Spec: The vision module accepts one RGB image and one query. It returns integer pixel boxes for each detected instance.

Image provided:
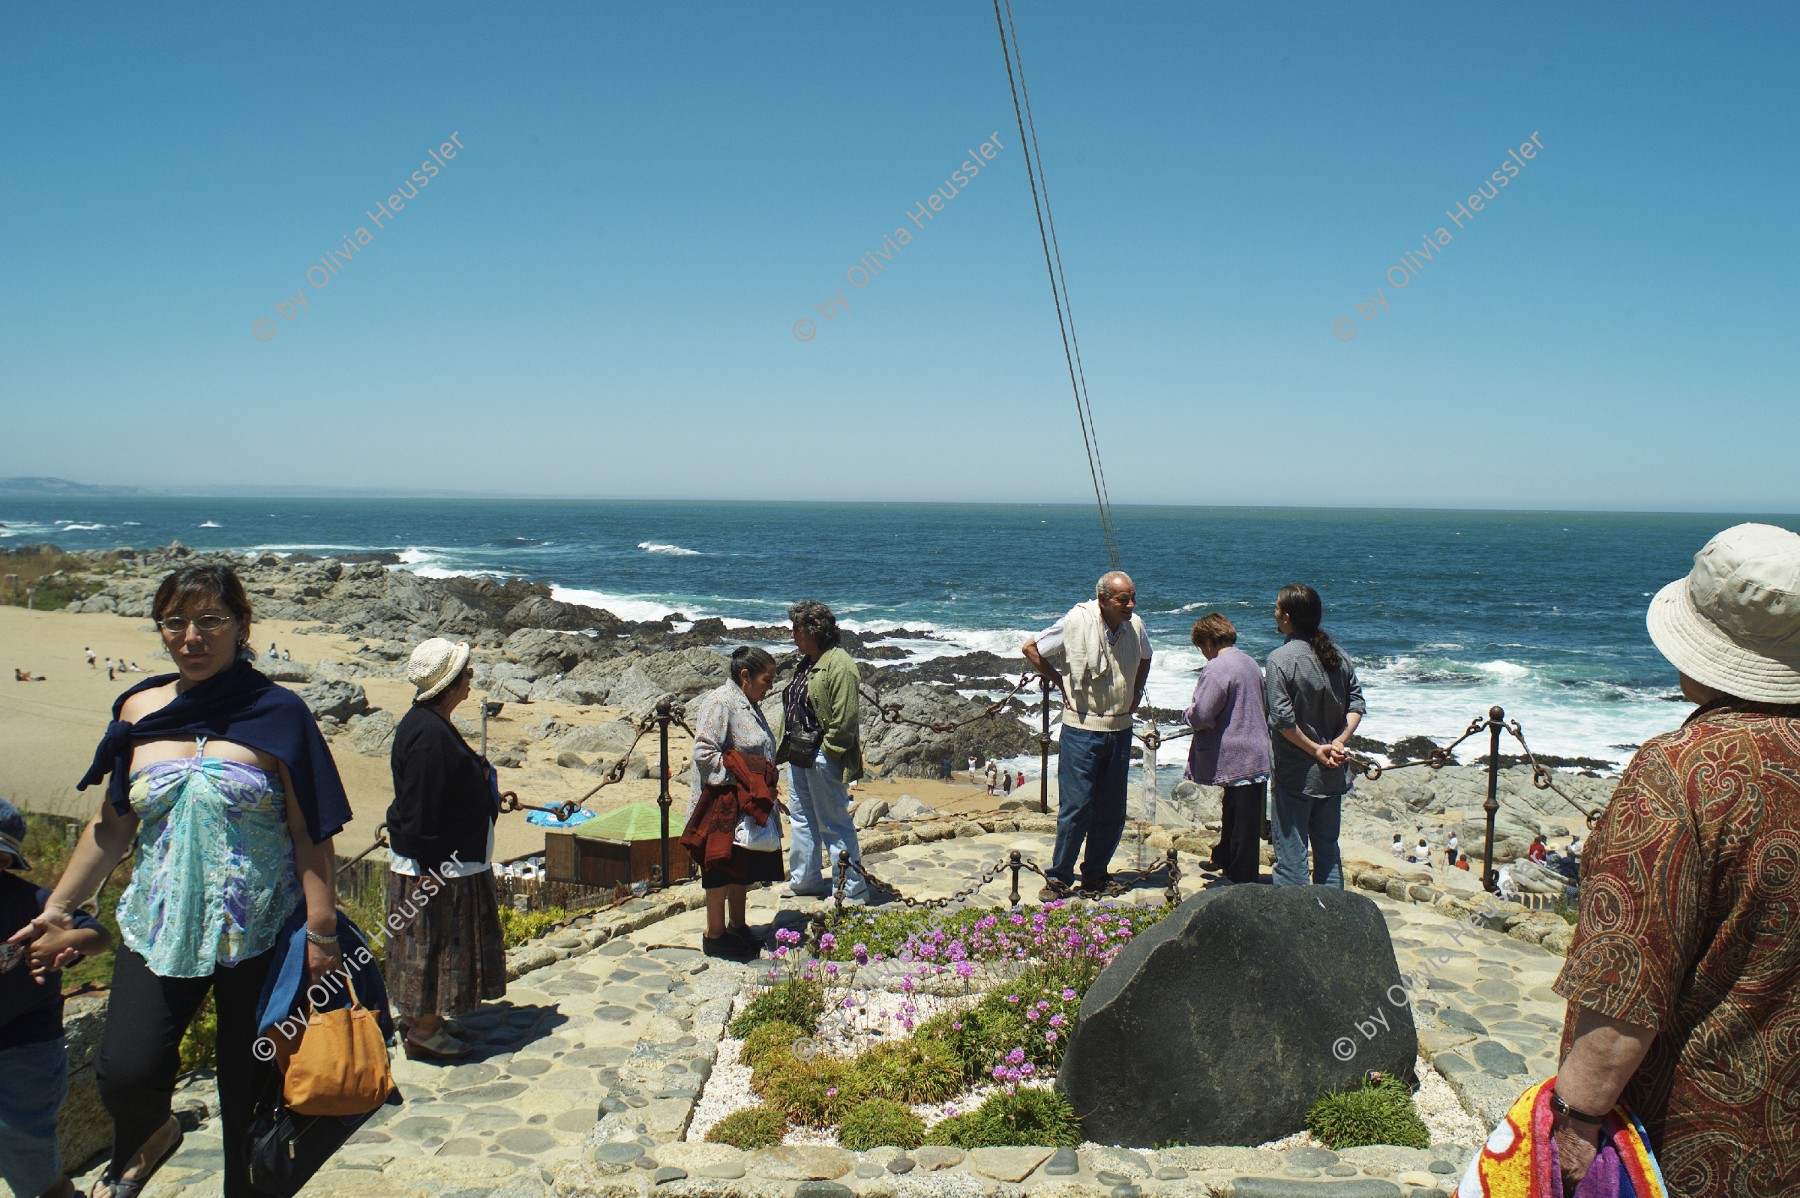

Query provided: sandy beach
[0,605,1001,864]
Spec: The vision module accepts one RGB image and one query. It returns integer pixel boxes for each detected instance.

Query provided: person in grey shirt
[1264,584,1365,887]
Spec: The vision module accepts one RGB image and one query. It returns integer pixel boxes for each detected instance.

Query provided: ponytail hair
[728,645,777,690]
[1276,584,1342,672]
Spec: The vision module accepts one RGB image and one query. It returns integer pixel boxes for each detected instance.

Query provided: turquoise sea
[6,498,1794,769]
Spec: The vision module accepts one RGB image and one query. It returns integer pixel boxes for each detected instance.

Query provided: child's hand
[24,924,84,981]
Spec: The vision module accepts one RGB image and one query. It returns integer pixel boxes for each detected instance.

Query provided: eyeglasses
[157,614,235,635]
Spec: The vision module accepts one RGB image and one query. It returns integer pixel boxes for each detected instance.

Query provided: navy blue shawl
[78,660,352,844]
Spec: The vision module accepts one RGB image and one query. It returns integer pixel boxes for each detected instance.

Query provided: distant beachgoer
[1,797,111,1198]
[281,649,290,662]
[107,663,115,682]
[267,643,278,662]
[1446,831,1460,866]
[386,637,506,1062]
[85,648,95,668]
[1002,771,1013,796]
[941,757,952,781]
[1017,770,1026,788]
[1391,833,1405,858]
[1265,583,1364,888]
[984,761,998,795]
[1553,524,1800,1193]
[1023,571,1152,899]
[1182,613,1270,884]
[1568,834,1584,857]
[683,646,783,962]
[12,564,350,1198]
[782,601,869,904]
[968,755,978,783]
[1529,834,1547,862]
[1415,836,1430,864]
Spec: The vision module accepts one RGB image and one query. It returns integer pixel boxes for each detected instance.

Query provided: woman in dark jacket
[384,637,505,1061]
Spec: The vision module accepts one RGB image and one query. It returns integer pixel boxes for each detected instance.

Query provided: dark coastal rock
[297,680,370,723]
[855,681,1038,777]
[1058,885,1417,1147]
[558,721,648,756]
[348,709,397,757]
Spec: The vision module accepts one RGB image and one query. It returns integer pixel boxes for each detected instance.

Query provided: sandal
[97,1117,183,1197]
[403,1027,472,1061]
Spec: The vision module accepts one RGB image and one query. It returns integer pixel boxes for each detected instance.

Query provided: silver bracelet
[304,929,339,947]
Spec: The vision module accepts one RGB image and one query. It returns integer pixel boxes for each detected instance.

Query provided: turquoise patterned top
[117,740,299,977]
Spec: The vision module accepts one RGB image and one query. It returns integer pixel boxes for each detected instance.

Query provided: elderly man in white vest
[1022,571,1153,900]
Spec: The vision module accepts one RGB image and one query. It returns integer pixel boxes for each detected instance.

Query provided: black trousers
[97,944,276,1197]
[1213,781,1268,883]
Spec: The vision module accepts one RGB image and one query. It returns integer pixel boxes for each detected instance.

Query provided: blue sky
[2,2,1795,510]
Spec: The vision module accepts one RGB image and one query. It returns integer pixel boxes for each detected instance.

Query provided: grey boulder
[1058,884,1417,1147]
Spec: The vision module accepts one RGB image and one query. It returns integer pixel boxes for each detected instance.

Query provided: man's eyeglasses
[157,614,235,635]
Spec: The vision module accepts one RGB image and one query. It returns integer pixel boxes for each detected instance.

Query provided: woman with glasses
[14,565,351,1198]
[382,638,506,1061]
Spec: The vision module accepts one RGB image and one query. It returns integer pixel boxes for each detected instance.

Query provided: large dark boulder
[1057,885,1417,1147]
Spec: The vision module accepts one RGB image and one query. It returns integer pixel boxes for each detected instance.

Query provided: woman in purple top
[1182,614,1272,883]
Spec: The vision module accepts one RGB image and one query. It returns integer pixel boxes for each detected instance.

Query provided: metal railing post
[656,697,672,890]
[1482,705,1504,893]
[1009,849,1022,906]
[1038,676,1052,815]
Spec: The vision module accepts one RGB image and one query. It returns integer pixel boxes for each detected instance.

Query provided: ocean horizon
[7,496,1796,772]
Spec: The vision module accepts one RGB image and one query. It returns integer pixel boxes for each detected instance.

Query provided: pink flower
[1026,1008,1040,1021]
[1061,988,1077,1001]
[827,1087,838,1097]
[992,1064,1007,1080]
[952,1021,963,1030]
[1049,1013,1065,1028]
[853,943,869,963]
[1021,1063,1036,1076]
[1005,994,1020,1003]
[1006,1048,1025,1065]
[1046,1030,1059,1043]
[819,932,836,952]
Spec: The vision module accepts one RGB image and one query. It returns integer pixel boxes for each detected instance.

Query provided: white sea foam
[548,584,759,628]
[56,522,107,531]
[637,541,703,556]
[198,520,221,528]
[1474,659,1530,680]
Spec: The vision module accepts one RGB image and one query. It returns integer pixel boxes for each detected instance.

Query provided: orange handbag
[281,973,394,1117]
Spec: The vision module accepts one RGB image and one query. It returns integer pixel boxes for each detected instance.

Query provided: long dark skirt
[383,870,507,1019]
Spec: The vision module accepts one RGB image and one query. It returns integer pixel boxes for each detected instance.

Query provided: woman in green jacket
[780,600,870,903]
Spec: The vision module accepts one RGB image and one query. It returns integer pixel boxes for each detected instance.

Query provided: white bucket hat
[1646,523,1800,704]
[407,637,472,702]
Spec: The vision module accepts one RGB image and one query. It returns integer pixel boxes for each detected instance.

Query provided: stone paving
[82,817,1569,1198]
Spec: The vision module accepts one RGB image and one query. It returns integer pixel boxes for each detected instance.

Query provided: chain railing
[339,697,697,892]
[336,661,1610,906]
[815,839,1184,929]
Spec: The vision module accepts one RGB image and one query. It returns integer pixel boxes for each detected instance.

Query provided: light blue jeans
[1271,783,1344,887]
[787,757,867,900]
[0,1034,68,1198]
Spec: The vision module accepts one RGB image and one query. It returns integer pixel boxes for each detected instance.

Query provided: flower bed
[688,899,1171,1149]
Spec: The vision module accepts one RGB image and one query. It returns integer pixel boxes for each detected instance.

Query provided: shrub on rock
[760,1057,867,1127]
[705,1105,788,1149]
[923,1088,1082,1148]
[729,977,826,1038]
[839,1098,926,1150]
[851,1039,962,1105]
[1306,1077,1430,1150]
[740,1020,806,1072]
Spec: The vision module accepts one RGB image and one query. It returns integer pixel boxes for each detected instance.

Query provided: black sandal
[98,1117,183,1197]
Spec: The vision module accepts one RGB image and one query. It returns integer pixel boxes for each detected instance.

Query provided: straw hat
[1646,523,1800,703]
[407,637,472,702]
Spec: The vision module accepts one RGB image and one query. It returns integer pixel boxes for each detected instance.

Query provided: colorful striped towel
[1457,1078,1668,1197]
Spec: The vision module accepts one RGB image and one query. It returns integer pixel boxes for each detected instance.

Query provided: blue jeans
[1050,726,1132,886]
[0,1034,68,1198]
[787,757,866,900]
[1271,782,1344,887]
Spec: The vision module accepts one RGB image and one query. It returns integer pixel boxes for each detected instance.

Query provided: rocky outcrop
[1059,885,1417,1147]
[296,680,370,723]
